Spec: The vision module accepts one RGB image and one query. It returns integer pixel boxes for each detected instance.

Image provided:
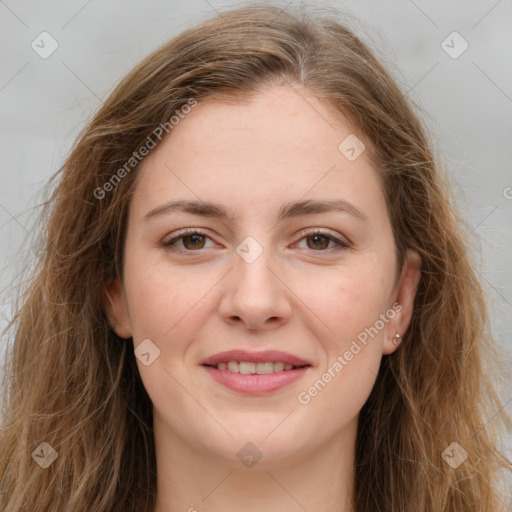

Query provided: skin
[107,85,421,512]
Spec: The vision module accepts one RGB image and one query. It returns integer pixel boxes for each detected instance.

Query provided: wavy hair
[1,3,511,511]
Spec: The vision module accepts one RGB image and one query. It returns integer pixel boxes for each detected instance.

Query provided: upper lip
[200,350,312,367]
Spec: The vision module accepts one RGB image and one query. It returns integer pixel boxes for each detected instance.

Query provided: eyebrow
[143,198,369,224]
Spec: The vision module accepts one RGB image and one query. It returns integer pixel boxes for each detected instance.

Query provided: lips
[200,349,311,367]
[200,350,312,395]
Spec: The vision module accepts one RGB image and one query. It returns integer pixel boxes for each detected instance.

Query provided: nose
[218,244,292,332]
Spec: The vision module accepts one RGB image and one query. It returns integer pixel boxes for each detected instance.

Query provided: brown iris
[306,234,330,250]
[182,234,206,250]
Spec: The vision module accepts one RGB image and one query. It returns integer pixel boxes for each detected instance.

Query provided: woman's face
[107,85,420,468]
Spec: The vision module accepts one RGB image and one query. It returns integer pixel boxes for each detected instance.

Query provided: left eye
[295,232,349,251]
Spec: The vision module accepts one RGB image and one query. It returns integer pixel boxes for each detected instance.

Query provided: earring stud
[393,333,401,345]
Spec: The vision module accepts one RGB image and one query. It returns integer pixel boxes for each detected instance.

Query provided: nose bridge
[234,234,278,296]
[218,234,291,329]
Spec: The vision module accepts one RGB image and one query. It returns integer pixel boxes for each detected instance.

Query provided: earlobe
[105,279,132,339]
[382,249,422,355]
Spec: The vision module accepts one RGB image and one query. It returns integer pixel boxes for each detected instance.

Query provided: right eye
[162,229,217,254]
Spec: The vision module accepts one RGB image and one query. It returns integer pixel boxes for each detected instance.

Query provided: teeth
[239,361,256,374]
[273,362,285,372]
[218,361,300,373]
[227,361,239,373]
[256,362,274,374]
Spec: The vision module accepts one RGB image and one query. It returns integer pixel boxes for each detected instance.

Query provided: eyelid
[162,228,212,247]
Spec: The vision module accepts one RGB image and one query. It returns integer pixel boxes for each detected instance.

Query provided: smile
[200,350,313,394]
[210,361,303,374]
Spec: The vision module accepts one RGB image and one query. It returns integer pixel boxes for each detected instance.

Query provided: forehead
[132,86,386,221]
[153,86,362,163]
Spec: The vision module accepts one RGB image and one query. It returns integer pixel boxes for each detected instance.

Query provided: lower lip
[202,365,310,394]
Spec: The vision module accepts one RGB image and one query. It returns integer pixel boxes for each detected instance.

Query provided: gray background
[1,0,511,472]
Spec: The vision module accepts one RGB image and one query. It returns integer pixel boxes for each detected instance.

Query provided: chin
[197,422,314,469]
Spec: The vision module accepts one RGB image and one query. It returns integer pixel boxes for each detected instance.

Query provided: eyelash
[162,228,350,255]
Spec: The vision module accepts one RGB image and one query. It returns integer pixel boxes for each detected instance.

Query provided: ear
[382,249,422,355]
[105,279,132,339]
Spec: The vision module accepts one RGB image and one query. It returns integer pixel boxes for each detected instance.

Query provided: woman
[1,3,510,511]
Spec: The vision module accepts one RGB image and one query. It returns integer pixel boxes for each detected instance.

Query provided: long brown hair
[1,4,510,511]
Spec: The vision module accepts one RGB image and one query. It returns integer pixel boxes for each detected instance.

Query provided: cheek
[123,257,214,417]
[298,258,392,347]
[296,259,395,420]
[294,267,388,431]
[124,248,211,336]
